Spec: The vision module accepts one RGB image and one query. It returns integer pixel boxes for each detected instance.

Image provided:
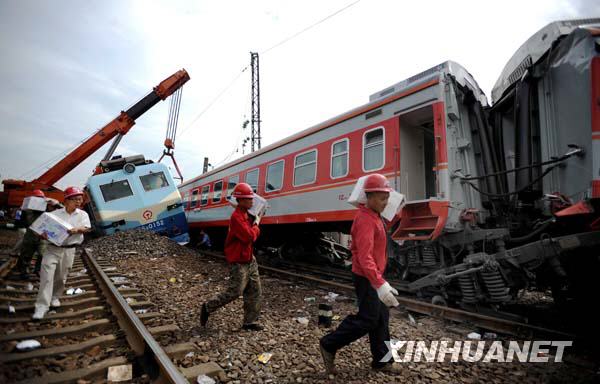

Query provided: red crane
[1,69,190,207]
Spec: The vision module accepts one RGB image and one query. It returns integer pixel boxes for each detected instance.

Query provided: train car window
[331,139,349,178]
[140,172,169,192]
[266,160,284,192]
[213,180,223,202]
[200,185,210,206]
[100,180,134,202]
[227,175,239,198]
[363,127,385,171]
[246,169,259,192]
[294,149,317,186]
[191,189,199,208]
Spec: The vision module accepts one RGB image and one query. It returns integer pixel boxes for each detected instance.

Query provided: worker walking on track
[200,182,263,331]
[32,187,91,320]
[17,191,61,279]
[16,190,48,279]
[319,173,402,374]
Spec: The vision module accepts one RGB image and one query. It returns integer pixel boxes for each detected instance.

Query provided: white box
[347,176,404,221]
[227,193,269,217]
[30,212,73,246]
[381,190,405,221]
[21,196,47,212]
[347,175,369,207]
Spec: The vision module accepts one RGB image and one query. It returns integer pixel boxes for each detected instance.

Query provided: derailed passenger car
[181,19,600,311]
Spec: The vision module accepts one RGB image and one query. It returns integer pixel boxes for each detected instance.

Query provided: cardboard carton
[227,193,269,217]
[347,176,405,221]
[21,196,47,212]
[30,212,73,246]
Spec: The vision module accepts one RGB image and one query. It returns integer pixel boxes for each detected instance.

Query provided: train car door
[398,105,436,200]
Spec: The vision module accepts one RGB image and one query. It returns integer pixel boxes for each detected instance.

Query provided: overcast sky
[0,0,597,190]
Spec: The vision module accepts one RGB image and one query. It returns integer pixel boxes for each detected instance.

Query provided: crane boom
[34,69,190,186]
[1,69,190,207]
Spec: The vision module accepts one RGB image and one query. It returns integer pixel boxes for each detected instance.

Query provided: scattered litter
[103,267,117,272]
[16,339,41,352]
[483,332,497,339]
[111,276,128,284]
[304,297,316,303]
[48,310,56,314]
[185,351,195,358]
[134,309,148,314]
[79,268,87,274]
[257,352,273,364]
[332,315,341,321]
[74,288,84,294]
[169,277,177,283]
[118,285,130,290]
[294,317,309,325]
[5,285,15,291]
[8,305,15,313]
[196,374,216,384]
[26,283,34,291]
[66,288,75,295]
[323,292,339,302]
[107,364,133,382]
[150,258,157,261]
[125,297,136,304]
[123,251,138,255]
[467,332,482,340]
[6,328,15,335]
[408,313,417,326]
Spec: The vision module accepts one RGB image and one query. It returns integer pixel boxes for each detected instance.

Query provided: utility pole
[250,52,261,152]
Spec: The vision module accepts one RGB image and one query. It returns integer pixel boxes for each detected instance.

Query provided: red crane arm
[33,69,190,186]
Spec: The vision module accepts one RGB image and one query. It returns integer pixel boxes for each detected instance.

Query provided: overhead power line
[261,0,362,55]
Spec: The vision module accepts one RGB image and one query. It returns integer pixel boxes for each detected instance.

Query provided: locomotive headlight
[123,163,136,174]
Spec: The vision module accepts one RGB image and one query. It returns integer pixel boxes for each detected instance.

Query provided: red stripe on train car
[433,102,448,164]
[593,180,600,199]
[189,209,358,228]
[592,57,600,133]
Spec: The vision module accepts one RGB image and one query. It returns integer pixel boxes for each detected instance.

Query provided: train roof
[180,60,483,188]
[369,60,487,106]
[491,18,600,104]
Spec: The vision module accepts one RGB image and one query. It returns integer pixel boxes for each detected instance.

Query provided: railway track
[202,250,575,342]
[0,248,224,383]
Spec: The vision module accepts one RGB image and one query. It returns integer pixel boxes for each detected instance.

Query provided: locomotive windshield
[140,172,169,192]
[99,179,134,202]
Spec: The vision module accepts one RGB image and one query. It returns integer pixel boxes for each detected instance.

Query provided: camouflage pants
[17,230,47,274]
[205,257,262,324]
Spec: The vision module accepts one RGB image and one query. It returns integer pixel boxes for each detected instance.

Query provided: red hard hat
[30,189,45,198]
[64,186,84,199]
[232,183,254,199]
[363,174,392,193]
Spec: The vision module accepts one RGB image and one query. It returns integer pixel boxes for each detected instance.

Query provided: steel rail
[83,248,188,384]
[201,250,574,341]
[0,257,17,279]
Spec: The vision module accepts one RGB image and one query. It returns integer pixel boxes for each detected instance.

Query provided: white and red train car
[179,60,484,243]
[180,19,600,311]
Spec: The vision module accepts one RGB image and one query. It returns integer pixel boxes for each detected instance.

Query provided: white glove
[254,214,261,225]
[376,281,399,307]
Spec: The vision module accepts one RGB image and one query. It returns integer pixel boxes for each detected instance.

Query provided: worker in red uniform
[320,173,401,374]
[200,183,263,331]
